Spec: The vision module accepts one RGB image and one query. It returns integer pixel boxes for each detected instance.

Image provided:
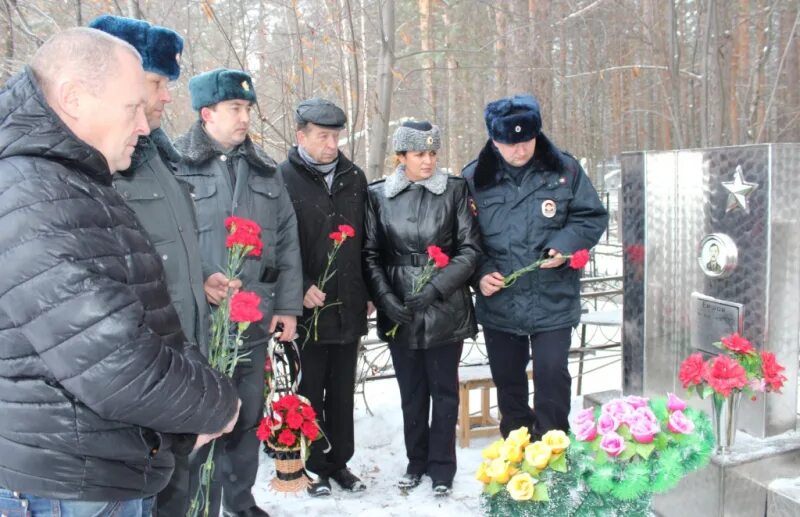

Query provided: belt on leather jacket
[384,253,430,266]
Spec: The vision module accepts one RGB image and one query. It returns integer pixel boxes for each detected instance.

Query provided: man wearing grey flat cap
[462,94,607,441]
[279,98,370,497]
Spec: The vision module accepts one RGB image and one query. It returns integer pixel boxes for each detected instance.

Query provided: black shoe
[397,472,423,490]
[307,476,332,497]
[330,467,366,492]
[226,506,270,517]
[432,480,452,497]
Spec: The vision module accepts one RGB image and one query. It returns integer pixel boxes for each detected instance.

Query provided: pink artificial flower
[667,410,695,434]
[597,412,620,435]
[602,399,635,426]
[749,378,767,393]
[599,431,626,457]
[666,392,688,412]
[633,407,658,425]
[623,395,650,409]
[574,407,596,426]
[630,416,660,444]
[574,418,598,442]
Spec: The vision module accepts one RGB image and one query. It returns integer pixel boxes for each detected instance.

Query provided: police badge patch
[541,199,557,218]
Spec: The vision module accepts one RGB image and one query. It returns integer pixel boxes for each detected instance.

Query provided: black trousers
[173,343,267,516]
[389,341,462,484]
[298,341,359,478]
[155,451,188,516]
[484,327,572,438]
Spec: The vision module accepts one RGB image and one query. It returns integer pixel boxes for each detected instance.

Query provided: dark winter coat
[279,147,369,345]
[364,169,480,349]
[174,122,304,347]
[113,129,211,353]
[0,69,238,500]
[462,134,608,335]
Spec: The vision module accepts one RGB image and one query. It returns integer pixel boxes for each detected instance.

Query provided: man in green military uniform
[175,68,303,517]
[88,15,217,516]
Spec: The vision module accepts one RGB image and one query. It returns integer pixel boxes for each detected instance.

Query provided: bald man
[0,28,239,517]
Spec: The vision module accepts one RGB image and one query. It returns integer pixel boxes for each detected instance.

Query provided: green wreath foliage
[481,397,715,516]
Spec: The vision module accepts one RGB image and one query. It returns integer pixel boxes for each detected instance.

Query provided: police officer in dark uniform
[462,94,608,439]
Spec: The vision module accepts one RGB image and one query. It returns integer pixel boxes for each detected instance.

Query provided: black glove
[381,293,413,325]
[404,283,439,311]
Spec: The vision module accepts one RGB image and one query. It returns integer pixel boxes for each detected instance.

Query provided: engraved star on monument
[721,165,757,213]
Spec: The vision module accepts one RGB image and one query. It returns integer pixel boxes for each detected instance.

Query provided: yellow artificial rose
[499,442,524,463]
[507,472,537,501]
[485,458,512,484]
[481,439,505,461]
[506,427,531,449]
[542,430,571,454]
[475,461,492,484]
[524,441,552,470]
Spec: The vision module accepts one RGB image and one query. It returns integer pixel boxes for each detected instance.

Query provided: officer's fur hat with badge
[89,14,184,81]
[484,94,542,144]
[188,68,257,111]
[392,120,441,153]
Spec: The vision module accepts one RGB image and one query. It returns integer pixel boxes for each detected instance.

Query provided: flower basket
[266,446,309,492]
[257,392,324,493]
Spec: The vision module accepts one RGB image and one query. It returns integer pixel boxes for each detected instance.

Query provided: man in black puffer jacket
[0,28,239,516]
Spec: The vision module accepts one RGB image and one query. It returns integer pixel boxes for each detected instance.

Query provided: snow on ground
[253,344,622,517]
[252,247,626,515]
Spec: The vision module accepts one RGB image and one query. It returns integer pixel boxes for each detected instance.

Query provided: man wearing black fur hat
[278,99,370,497]
[175,69,303,517]
[88,15,215,516]
[462,94,608,440]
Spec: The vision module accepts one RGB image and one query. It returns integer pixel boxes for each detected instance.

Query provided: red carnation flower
[704,354,748,397]
[679,352,708,388]
[256,417,272,441]
[720,333,755,355]
[286,410,304,430]
[761,351,787,392]
[301,420,319,441]
[329,231,344,244]
[229,291,263,323]
[274,394,301,412]
[427,245,450,268]
[569,249,590,269]
[338,224,355,238]
[300,404,317,421]
[264,357,272,373]
[225,216,262,256]
[277,428,296,447]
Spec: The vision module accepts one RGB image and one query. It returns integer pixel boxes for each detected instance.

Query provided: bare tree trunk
[75,0,83,26]
[666,0,684,148]
[287,0,307,98]
[1,0,14,83]
[775,0,799,141]
[418,0,436,119]
[700,0,716,146]
[367,0,395,181]
[341,0,361,159]
[127,0,141,19]
[729,0,749,144]
[442,4,459,173]
[494,5,508,97]
[360,0,370,166]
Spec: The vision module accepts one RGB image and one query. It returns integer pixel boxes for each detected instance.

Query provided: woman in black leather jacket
[363,120,481,496]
